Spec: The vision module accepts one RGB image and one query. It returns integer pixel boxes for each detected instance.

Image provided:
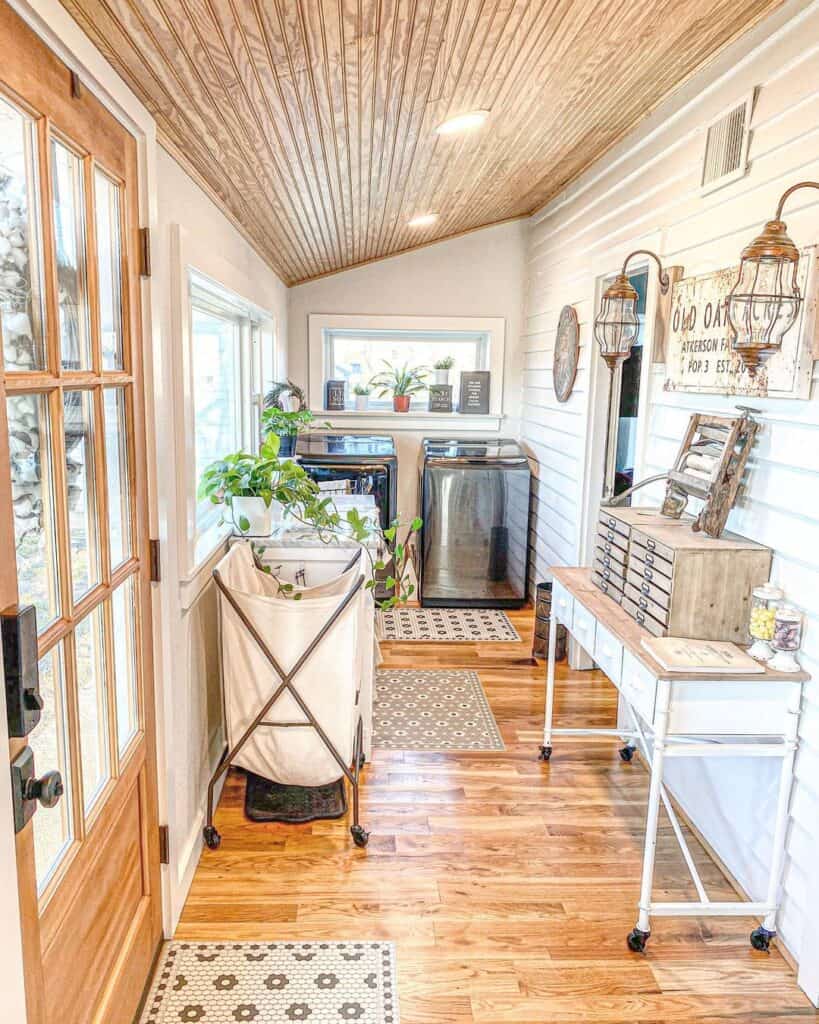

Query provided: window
[187,270,275,566]
[324,327,488,410]
[308,314,505,416]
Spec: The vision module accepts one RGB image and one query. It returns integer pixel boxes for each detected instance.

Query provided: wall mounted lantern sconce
[594,250,670,499]
[727,180,819,378]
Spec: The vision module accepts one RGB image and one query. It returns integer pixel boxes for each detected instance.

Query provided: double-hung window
[187,270,274,568]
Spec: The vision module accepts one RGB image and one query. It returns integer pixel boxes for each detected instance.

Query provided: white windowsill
[313,409,505,432]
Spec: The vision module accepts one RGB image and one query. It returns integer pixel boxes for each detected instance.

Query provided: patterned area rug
[373,669,505,751]
[376,606,520,642]
[140,942,398,1023]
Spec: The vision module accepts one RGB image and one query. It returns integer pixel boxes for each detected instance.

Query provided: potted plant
[261,406,314,458]
[369,361,427,413]
[353,384,370,411]
[433,356,454,385]
[198,434,284,536]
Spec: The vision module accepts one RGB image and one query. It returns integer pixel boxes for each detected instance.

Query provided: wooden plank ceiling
[59,0,785,284]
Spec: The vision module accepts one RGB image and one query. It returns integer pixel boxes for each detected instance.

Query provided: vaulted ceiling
[60,0,784,284]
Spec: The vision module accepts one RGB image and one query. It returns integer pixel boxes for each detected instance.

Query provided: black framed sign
[325,379,346,410]
[458,371,490,414]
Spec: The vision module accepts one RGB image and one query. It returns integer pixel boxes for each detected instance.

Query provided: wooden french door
[0,6,161,1023]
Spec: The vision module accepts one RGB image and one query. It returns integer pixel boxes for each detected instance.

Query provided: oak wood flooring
[177,608,817,1022]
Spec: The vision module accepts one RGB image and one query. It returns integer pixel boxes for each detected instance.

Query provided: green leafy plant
[261,405,315,439]
[369,361,428,398]
[433,356,455,370]
[353,384,371,396]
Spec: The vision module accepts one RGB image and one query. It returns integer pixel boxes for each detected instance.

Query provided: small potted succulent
[369,361,428,413]
[353,383,371,411]
[433,356,455,385]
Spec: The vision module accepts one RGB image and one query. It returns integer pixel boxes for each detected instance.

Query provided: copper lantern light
[594,250,669,500]
[727,181,819,377]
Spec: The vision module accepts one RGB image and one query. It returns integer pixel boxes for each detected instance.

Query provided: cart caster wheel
[619,745,636,762]
[538,745,552,761]
[627,928,650,953]
[750,926,775,952]
[357,752,366,770]
[350,825,370,848]
[203,825,221,850]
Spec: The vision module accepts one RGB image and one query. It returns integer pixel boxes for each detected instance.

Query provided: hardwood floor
[177,608,817,1022]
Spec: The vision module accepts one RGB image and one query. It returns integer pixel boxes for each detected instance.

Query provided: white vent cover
[700,94,754,194]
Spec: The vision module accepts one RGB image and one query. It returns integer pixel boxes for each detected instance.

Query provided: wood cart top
[552,566,809,684]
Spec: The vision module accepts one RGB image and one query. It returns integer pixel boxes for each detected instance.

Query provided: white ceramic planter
[231,496,279,537]
[434,369,450,385]
[355,395,369,411]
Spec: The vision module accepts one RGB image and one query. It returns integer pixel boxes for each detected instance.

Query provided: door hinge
[158,824,170,865]
[149,539,161,583]
[139,226,151,278]
[70,70,83,100]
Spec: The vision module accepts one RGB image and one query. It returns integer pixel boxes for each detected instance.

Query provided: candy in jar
[769,604,803,673]
[747,583,783,661]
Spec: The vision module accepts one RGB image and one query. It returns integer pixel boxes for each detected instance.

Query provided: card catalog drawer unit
[594,622,623,685]
[552,579,573,625]
[620,650,657,724]
[595,542,627,570]
[572,599,596,653]
[592,507,684,604]
[624,521,771,643]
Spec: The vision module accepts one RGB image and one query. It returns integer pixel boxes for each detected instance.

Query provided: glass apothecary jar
[770,604,804,674]
[748,583,783,661]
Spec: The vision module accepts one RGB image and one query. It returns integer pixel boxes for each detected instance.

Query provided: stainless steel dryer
[419,438,531,608]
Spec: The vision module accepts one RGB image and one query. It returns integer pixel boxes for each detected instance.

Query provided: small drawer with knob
[571,598,597,653]
[552,578,574,625]
[593,622,623,685]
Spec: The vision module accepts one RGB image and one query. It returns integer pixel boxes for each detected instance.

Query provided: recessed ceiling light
[408,213,438,229]
[436,109,490,135]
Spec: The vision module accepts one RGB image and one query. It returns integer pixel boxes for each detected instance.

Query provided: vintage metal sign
[663,247,818,399]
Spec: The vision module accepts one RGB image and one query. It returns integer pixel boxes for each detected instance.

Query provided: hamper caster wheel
[538,745,552,761]
[619,745,636,762]
[750,926,774,952]
[350,825,370,848]
[627,928,650,953]
[203,825,221,850]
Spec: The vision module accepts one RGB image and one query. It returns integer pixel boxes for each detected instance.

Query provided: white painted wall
[287,222,527,522]
[152,146,288,928]
[520,0,819,994]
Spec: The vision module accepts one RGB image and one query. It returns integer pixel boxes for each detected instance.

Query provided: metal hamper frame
[203,547,371,849]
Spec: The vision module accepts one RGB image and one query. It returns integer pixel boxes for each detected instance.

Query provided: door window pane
[63,390,100,599]
[111,575,139,755]
[0,95,46,370]
[192,305,240,536]
[30,643,73,893]
[74,605,110,813]
[94,170,123,371]
[52,140,91,371]
[103,387,131,567]
[7,393,60,630]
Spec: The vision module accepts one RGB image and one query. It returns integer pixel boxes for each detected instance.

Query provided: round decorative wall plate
[553,304,580,403]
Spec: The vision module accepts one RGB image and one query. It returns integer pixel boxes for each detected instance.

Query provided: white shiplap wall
[520,0,819,991]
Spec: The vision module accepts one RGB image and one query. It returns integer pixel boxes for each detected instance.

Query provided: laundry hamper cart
[204,542,371,848]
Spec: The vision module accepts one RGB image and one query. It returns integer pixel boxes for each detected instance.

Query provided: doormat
[140,941,398,1024]
[373,669,505,752]
[376,606,520,642]
[244,773,347,824]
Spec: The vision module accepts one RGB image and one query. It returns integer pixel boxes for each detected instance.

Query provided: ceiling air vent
[700,93,754,195]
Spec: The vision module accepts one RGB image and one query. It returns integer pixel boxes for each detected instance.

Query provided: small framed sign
[428,384,453,413]
[458,371,490,414]
[325,379,346,411]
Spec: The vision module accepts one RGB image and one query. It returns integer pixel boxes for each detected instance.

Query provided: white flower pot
[355,395,369,411]
[231,496,278,537]
[434,369,450,385]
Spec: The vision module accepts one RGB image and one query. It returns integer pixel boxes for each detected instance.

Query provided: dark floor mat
[244,772,347,823]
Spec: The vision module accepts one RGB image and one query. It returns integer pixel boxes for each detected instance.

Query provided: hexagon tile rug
[140,942,398,1024]
[376,606,520,642]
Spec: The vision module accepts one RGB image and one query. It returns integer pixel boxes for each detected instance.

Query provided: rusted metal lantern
[594,251,669,500]
[727,181,819,377]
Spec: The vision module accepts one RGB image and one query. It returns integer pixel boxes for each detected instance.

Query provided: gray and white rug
[373,669,505,752]
[140,942,398,1024]
[376,606,520,643]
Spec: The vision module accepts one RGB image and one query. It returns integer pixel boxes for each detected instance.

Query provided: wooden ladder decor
[662,408,760,538]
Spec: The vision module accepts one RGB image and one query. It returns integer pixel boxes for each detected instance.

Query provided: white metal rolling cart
[541,567,808,953]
